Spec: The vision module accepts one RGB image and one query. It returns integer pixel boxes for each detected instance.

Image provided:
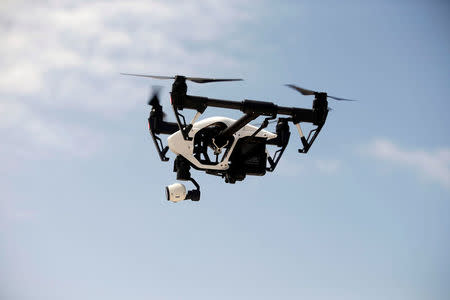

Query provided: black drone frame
[148,74,328,175]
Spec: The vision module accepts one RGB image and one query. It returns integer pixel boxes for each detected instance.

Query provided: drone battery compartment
[229,137,267,176]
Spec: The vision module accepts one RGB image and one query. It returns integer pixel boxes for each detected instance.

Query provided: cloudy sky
[1,1,449,299]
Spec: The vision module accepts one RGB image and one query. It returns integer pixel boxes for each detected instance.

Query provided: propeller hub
[174,75,186,81]
[316,92,327,101]
[172,76,188,95]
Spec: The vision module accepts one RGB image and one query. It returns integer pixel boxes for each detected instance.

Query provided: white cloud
[364,138,450,189]
[0,0,261,159]
[0,0,256,98]
[0,100,103,160]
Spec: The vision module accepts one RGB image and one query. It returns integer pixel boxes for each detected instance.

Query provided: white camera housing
[165,183,187,202]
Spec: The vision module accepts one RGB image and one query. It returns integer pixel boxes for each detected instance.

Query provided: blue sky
[1,1,449,299]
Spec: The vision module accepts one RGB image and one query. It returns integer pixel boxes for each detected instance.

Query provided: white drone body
[167,117,276,171]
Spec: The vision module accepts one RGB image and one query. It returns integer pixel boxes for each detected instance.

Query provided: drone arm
[218,113,259,137]
[175,93,318,118]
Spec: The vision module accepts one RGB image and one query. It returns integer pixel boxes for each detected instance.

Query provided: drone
[122,73,356,202]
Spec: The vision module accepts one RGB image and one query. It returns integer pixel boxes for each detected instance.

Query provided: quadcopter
[122,73,356,202]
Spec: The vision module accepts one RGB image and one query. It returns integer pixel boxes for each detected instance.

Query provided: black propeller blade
[186,77,243,83]
[285,84,358,101]
[148,85,166,118]
[148,85,162,106]
[285,84,315,96]
[121,73,243,83]
[327,95,357,102]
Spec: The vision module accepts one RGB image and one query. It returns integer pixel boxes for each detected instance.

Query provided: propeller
[121,73,243,84]
[285,84,358,101]
[148,85,166,118]
[148,85,162,106]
